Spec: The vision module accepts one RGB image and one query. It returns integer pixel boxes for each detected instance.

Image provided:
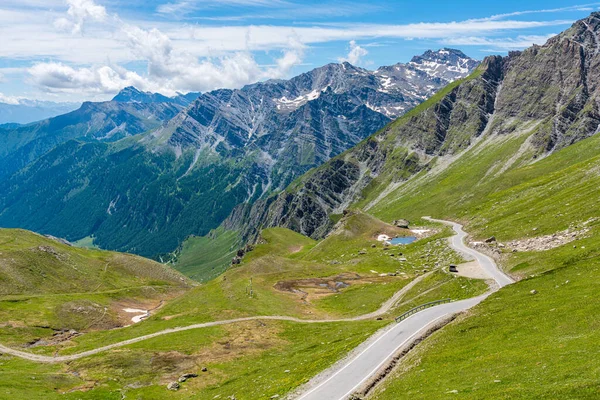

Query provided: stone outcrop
[224,13,600,244]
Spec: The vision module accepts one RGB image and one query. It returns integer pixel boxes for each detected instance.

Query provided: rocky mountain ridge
[221,13,600,247]
[0,49,478,257]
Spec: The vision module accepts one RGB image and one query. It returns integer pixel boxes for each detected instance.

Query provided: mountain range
[223,13,600,246]
[0,49,478,258]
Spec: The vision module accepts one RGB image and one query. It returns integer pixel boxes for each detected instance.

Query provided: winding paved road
[0,218,514,400]
[293,218,515,400]
[424,217,513,288]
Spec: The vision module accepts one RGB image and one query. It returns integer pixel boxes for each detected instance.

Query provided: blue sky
[0,0,598,103]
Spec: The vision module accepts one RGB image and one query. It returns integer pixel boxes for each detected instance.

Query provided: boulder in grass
[393,219,410,229]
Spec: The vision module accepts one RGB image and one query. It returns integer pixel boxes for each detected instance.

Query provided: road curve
[0,217,514,399]
[292,218,515,400]
[423,217,514,288]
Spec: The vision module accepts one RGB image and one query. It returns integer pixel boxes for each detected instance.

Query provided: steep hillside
[226,13,600,245]
[0,50,478,258]
[198,13,600,399]
[367,105,600,400]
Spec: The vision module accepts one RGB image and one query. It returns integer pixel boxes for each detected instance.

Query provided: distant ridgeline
[207,13,600,270]
[0,49,478,259]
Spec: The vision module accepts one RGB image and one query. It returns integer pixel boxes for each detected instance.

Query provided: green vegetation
[173,228,242,282]
[0,229,188,296]
[372,234,600,399]
[366,109,600,398]
[390,270,488,317]
[0,213,483,398]
[72,235,98,249]
[0,228,190,350]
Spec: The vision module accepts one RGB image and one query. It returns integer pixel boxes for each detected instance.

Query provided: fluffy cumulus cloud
[53,0,108,34]
[10,0,582,99]
[0,92,21,105]
[28,62,152,94]
[30,0,304,96]
[338,40,368,65]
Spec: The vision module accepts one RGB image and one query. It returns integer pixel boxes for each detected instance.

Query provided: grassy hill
[0,228,191,350]
[0,215,485,399]
[0,229,189,296]
[362,100,600,399]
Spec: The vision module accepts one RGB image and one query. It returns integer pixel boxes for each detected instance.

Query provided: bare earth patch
[453,261,490,280]
[288,245,304,253]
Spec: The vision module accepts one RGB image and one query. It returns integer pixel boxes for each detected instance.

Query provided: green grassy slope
[367,115,600,398]
[0,228,188,296]
[0,214,486,399]
[172,228,242,282]
[0,228,191,348]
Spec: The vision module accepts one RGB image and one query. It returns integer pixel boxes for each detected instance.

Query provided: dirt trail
[0,219,511,365]
[0,273,430,363]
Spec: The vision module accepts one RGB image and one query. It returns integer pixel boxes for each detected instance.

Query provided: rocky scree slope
[0,50,477,258]
[225,13,600,243]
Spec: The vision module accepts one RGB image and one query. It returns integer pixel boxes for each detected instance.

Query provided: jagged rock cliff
[227,13,600,243]
[0,50,478,258]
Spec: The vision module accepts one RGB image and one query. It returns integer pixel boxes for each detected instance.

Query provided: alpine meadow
[0,2,599,399]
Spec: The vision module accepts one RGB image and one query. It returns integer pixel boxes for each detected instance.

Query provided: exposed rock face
[156,49,480,200]
[393,219,410,228]
[408,48,480,82]
[0,50,478,258]
[226,13,600,243]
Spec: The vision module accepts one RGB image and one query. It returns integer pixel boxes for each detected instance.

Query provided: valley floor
[0,214,488,399]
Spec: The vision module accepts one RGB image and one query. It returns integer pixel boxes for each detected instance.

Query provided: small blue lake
[389,236,417,245]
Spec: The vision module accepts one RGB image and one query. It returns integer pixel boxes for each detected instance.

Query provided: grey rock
[178,373,198,382]
[392,219,410,228]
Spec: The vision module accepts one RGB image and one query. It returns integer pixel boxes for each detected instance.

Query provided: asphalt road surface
[294,218,514,400]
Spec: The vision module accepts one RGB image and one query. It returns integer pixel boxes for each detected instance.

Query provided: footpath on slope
[0,219,514,370]
[0,269,431,363]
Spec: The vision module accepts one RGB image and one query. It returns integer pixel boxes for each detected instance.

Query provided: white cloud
[0,92,21,105]
[0,0,584,100]
[27,62,152,94]
[29,17,305,95]
[338,40,368,65]
[53,0,108,34]
[157,0,284,16]
[445,34,555,50]
[0,5,573,65]
[474,3,600,22]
